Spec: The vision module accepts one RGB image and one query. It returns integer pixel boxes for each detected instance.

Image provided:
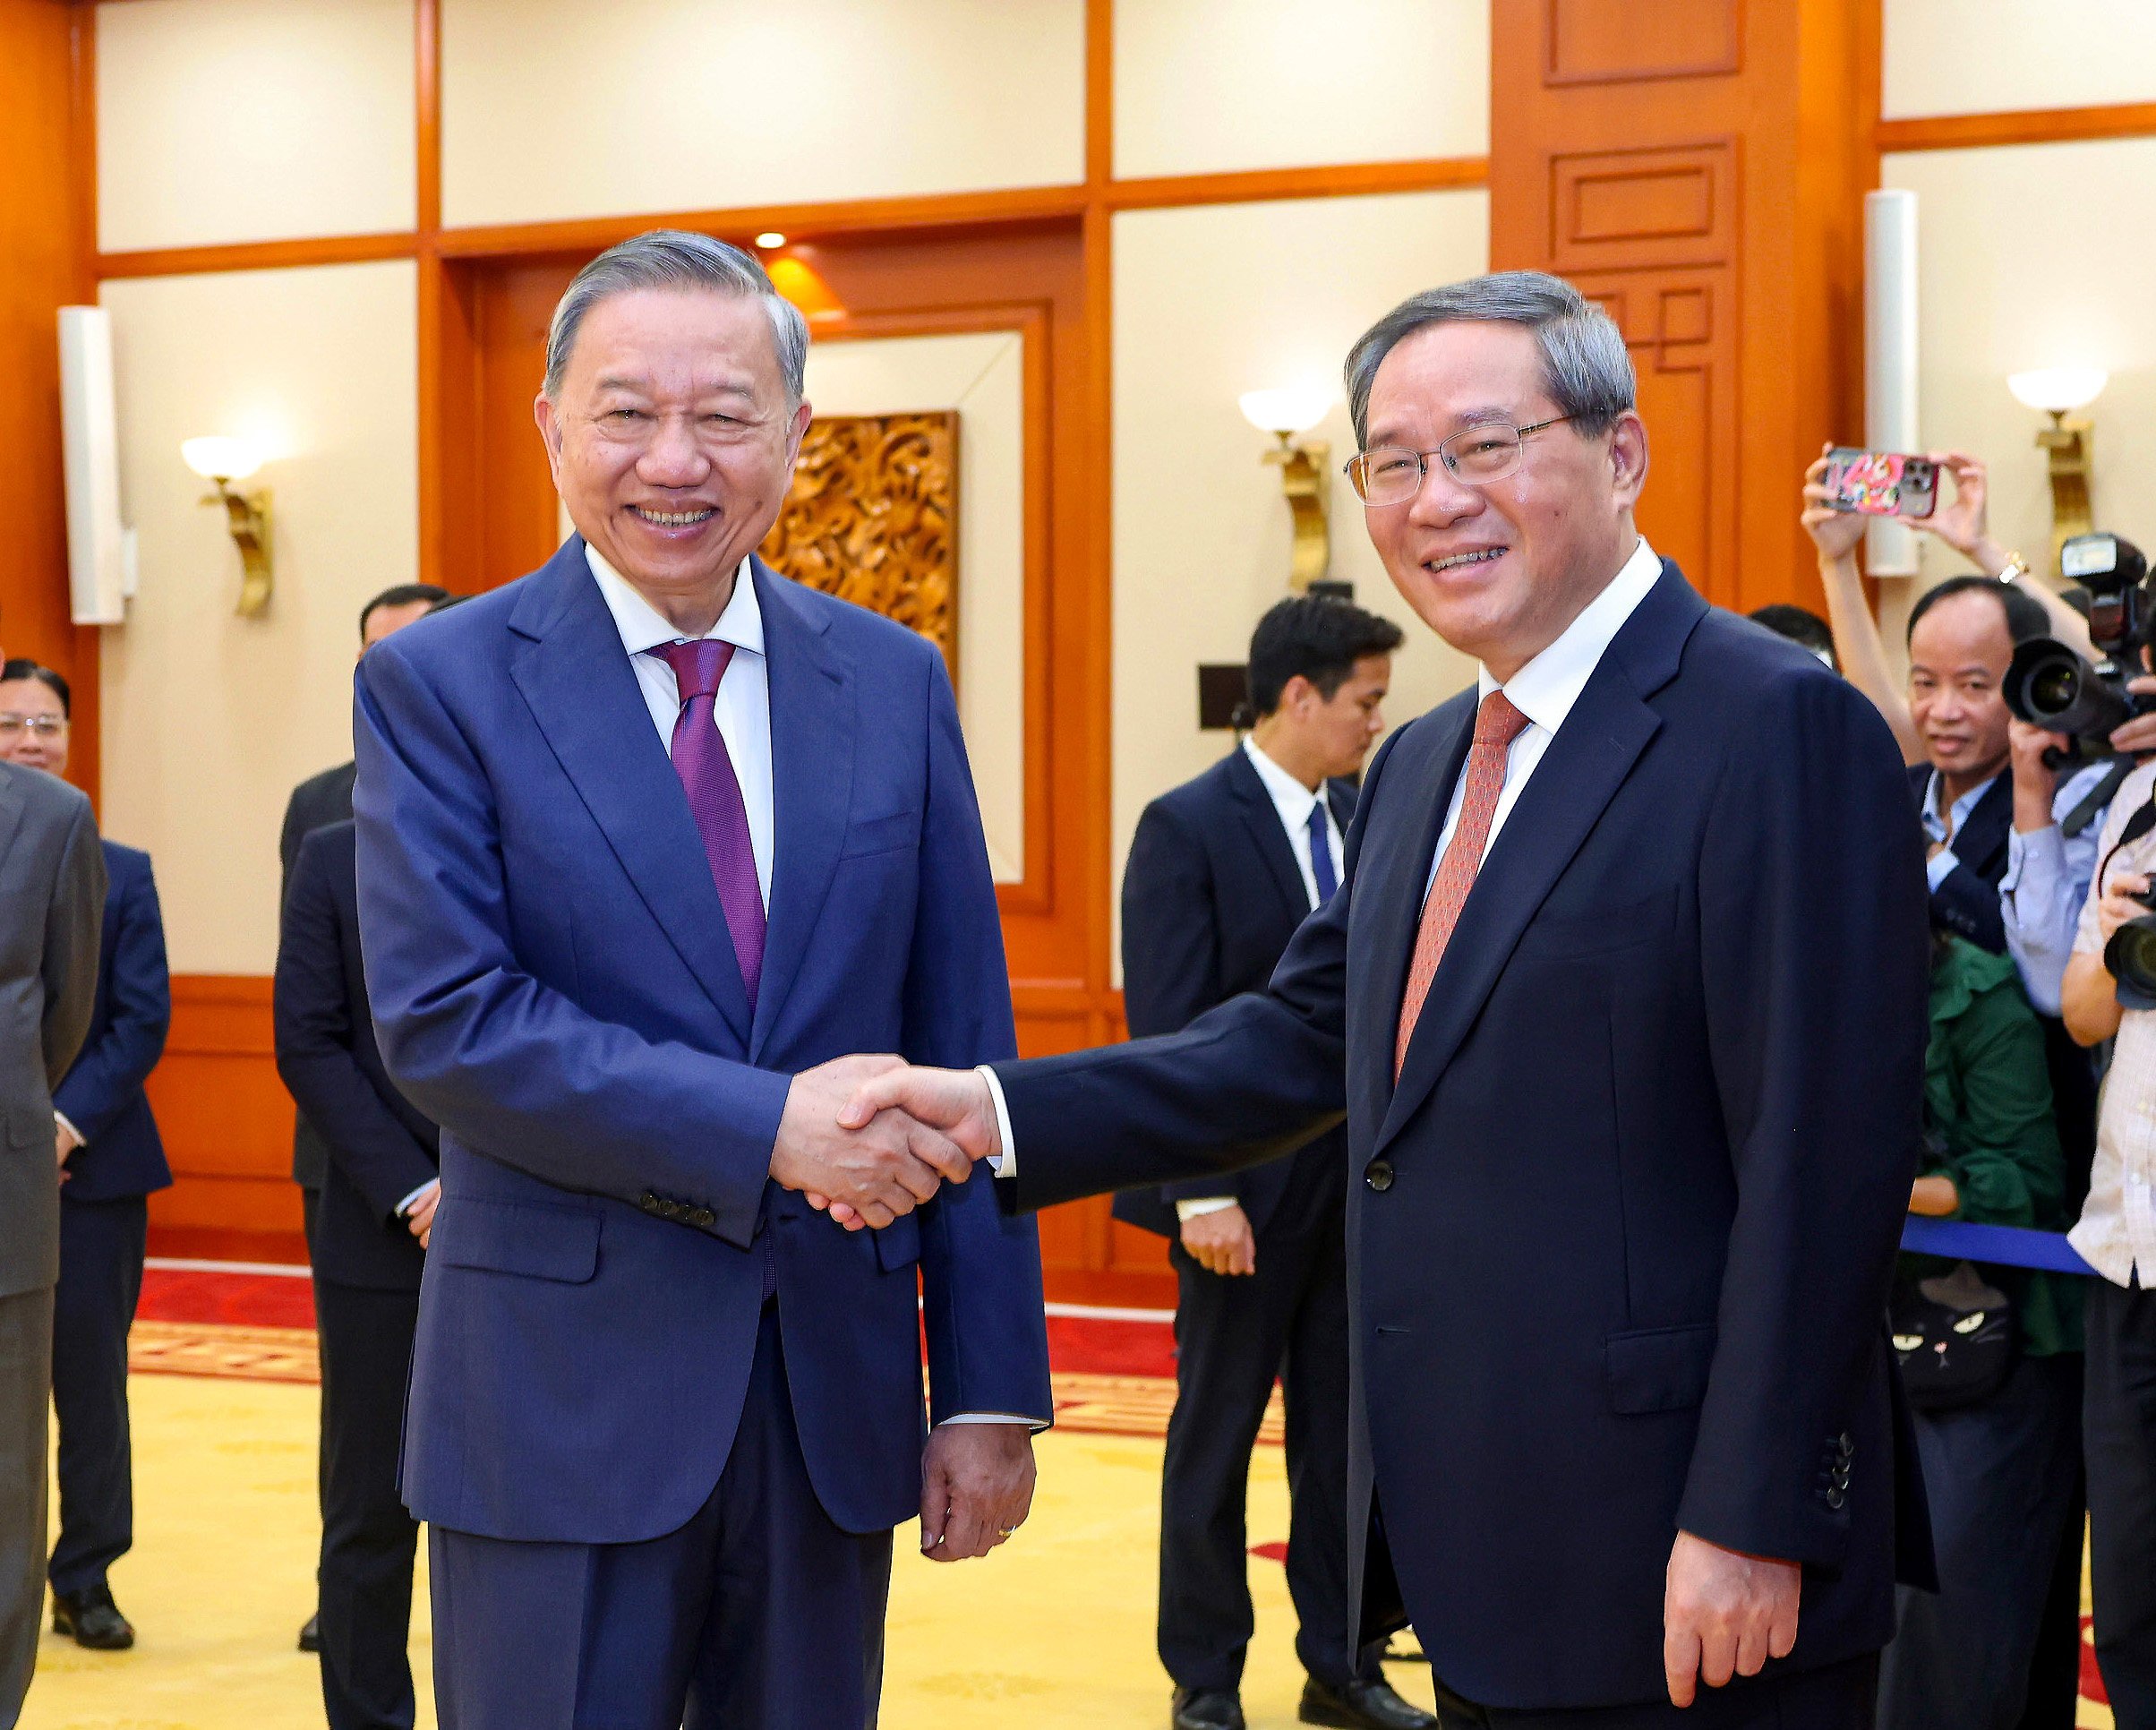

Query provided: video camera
[2002,532,2155,759]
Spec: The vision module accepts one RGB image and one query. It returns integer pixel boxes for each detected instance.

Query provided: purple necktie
[648,639,766,1008]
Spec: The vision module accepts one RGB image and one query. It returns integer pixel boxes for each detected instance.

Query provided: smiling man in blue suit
[351,230,1050,1730]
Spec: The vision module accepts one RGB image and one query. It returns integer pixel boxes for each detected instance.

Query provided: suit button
[1838,1433,1855,1459]
[691,1208,716,1229]
[638,1191,663,1215]
[1825,1487,1846,1511]
[1364,1160,1395,1193]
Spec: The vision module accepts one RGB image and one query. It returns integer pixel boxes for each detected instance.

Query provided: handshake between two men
[770,1054,999,1229]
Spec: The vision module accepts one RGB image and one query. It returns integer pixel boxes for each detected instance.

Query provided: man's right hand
[2094,871,2152,946]
[2110,675,2156,758]
[771,1054,975,1230]
[806,1064,1003,1231]
[1180,1203,1257,1276]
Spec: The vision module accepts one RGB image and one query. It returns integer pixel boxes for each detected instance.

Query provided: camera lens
[2029,662,2082,716]
[2107,915,2156,1012]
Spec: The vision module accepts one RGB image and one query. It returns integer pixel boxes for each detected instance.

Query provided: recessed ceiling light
[755,231,786,249]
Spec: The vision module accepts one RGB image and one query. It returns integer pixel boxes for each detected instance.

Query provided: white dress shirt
[1173,740,1346,1226]
[587,544,774,912]
[986,536,1666,1179]
[2001,758,2117,1017]
[2069,758,2156,1288]
[1424,535,1663,891]
[1919,769,2002,896]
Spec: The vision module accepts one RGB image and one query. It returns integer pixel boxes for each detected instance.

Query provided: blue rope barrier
[1899,1216,2097,1276]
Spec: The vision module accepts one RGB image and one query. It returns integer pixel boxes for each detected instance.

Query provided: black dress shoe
[1300,1674,1441,1730]
[1172,1687,1246,1730]
[298,1613,320,1653]
[51,1585,134,1650]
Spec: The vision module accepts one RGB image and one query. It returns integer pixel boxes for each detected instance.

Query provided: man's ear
[1607,410,1649,508]
[534,390,564,488]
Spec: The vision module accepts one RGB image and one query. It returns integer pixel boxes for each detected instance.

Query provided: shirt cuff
[395,1178,440,1219]
[53,1111,82,1149]
[1925,848,1958,892]
[1175,1196,1239,1221]
[936,1412,1048,1430]
[974,1065,1014,1178]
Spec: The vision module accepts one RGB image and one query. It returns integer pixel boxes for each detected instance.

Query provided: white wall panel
[1879,141,2156,634]
[1112,189,1487,968]
[441,0,1084,227]
[1116,0,1486,179]
[1884,0,2156,119]
[96,0,415,253]
[798,331,1027,882]
[98,262,418,973]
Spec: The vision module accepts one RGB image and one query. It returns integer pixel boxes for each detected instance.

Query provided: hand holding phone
[1823,448,1938,519]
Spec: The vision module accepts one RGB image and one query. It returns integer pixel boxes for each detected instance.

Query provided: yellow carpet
[23,1371,1431,1729]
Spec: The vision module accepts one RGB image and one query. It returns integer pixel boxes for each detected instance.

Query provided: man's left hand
[919,1423,1035,1563]
[1663,1529,1800,1707]
[54,1118,81,1183]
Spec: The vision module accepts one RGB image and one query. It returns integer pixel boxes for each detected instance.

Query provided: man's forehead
[1365,321,1547,438]
[568,289,777,389]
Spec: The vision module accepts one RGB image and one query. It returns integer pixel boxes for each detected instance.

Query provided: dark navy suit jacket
[1909,763,2011,953]
[353,541,1052,1545]
[275,820,436,1292]
[1113,749,1354,1238]
[55,841,171,1202]
[278,758,357,1192]
[994,566,1933,1710]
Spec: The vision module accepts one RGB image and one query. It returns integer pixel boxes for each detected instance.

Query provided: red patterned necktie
[1394,689,1531,1080]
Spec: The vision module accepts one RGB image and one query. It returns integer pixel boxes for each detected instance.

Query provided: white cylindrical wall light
[1864,190,1921,577]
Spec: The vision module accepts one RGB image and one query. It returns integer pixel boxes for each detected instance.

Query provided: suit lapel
[0,768,26,881]
[508,539,754,1045]
[750,559,853,1062]
[1224,748,1312,924]
[1951,774,2013,878]
[1373,563,1703,1155]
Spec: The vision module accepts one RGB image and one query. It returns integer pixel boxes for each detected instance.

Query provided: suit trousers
[1158,1147,1368,1693]
[1877,1353,2083,1730]
[1428,1654,1878,1730]
[0,1285,53,1727]
[2085,1277,2156,1730]
[315,1279,421,1730]
[48,1195,147,1598]
[429,1303,893,1730]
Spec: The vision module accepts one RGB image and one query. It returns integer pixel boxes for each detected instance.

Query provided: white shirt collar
[1242,735,1323,823]
[585,543,764,658]
[1476,536,1662,732]
[1921,768,2000,835]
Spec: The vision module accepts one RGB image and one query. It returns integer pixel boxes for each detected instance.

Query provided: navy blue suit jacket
[1113,749,1354,1238]
[1908,763,2011,953]
[55,841,171,1202]
[353,541,1051,1544]
[994,566,1933,1710]
[275,821,437,1292]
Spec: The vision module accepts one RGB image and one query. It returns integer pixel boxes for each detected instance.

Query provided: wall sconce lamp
[2007,367,2108,578]
[1238,387,1334,590]
[181,436,272,617]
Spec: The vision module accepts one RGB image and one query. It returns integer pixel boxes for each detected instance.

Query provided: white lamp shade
[181,435,261,482]
[2007,367,2108,415]
[1238,386,1333,436]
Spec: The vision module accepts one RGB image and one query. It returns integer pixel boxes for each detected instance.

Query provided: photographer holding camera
[2059,749,2156,1730]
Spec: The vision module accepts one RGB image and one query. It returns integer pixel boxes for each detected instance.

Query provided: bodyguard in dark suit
[277,820,439,1730]
[1117,597,1424,1730]
[0,662,169,1655]
[850,275,1934,1727]
[277,581,447,1657]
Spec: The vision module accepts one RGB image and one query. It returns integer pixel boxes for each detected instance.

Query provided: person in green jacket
[1878,933,2084,1730]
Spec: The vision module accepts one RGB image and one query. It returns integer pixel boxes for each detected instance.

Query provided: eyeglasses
[0,715,66,739]
[1345,415,1575,506]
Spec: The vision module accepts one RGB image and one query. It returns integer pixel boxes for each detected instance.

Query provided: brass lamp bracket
[2036,413,2093,581]
[1262,432,1331,590]
[201,481,272,617]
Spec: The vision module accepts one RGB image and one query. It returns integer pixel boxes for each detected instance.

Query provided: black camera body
[2003,533,2155,755]
[2106,883,2156,1012]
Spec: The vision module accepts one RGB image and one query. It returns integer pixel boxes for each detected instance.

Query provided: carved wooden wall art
[761,410,959,676]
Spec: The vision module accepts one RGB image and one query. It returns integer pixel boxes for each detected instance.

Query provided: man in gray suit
[0,683,106,1718]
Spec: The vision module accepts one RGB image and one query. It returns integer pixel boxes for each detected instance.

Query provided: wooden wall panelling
[1878,101,2156,154]
[1490,0,1878,616]
[144,976,304,1262]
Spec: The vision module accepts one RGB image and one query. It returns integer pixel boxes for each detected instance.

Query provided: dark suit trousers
[1159,1147,1365,1692]
[1427,1654,1878,1729]
[430,1303,893,1730]
[316,1279,421,1730]
[2085,1277,2156,1730]
[0,1286,51,1724]
[47,1195,148,1597]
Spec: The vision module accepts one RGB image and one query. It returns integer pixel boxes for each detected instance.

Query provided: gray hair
[1344,270,1635,449]
[543,228,809,406]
